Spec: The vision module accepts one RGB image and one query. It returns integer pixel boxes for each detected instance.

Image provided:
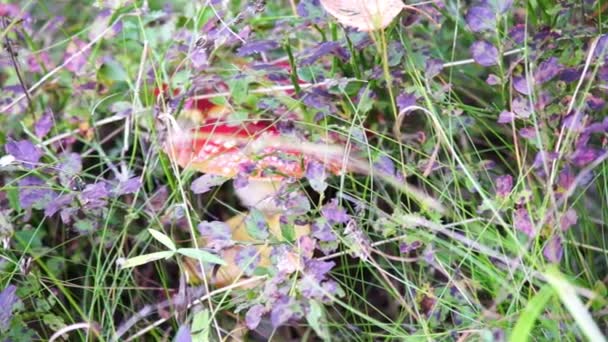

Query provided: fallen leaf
[320,0,404,31]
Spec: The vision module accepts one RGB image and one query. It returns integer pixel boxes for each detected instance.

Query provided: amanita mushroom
[164,115,345,287]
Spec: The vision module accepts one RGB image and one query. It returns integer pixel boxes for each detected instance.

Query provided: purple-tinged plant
[559,68,581,83]
[270,296,302,328]
[190,174,226,194]
[534,57,562,84]
[486,74,501,85]
[508,24,525,44]
[470,41,499,67]
[197,221,234,250]
[495,175,513,198]
[425,58,443,79]
[245,304,266,329]
[237,40,280,56]
[235,246,261,276]
[497,111,515,124]
[44,194,74,217]
[34,112,54,138]
[57,152,82,188]
[543,235,563,263]
[311,218,337,242]
[4,140,43,168]
[343,220,371,261]
[466,6,495,32]
[299,42,349,66]
[570,146,601,167]
[511,96,531,118]
[114,177,141,196]
[560,208,578,231]
[0,284,18,331]
[80,182,110,209]
[374,155,396,176]
[396,92,417,113]
[513,76,531,95]
[18,176,55,210]
[26,51,52,74]
[321,199,349,225]
[64,38,89,73]
[175,324,192,342]
[518,127,536,139]
[586,95,605,111]
[306,160,328,194]
[513,207,535,237]
[400,240,422,254]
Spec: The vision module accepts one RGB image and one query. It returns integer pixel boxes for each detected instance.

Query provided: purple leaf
[571,147,601,167]
[425,58,443,79]
[44,194,74,217]
[0,284,19,331]
[58,152,82,187]
[300,42,349,66]
[245,304,265,330]
[175,325,192,342]
[235,246,260,276]
[543,236,563,263]
[115,177,142,196]
[321,199,349,224]
[374,155,396,176]
[486,74,501,85]
[519,127,536,139]
[34,112,54,138]
[4,140,43,167]
[513,76,531,95]
[270,297,296,328]
[470,41,499,67]
[64,39,89,73]
[396,92,418,113]
[311,218,337,242]
[512,97,531,118]
[191,174,226,194]
[81,182,110,209]
[305,259,335,282]
[237,40,280,56]
[27,51,52,73]
[306,160,328,194]
[197,221,233,250]
[495,175,513,198]
[513,207,535,237]
[466,6,495,32]
[560,208,578,231]
[399,240,422,254]
[190,48,209,70]
[534,57,562,84]
[586,95,605,111]
[19,176,55,210]
[509,24,525,44]
[497,111,515,124]
[559,67,581,83]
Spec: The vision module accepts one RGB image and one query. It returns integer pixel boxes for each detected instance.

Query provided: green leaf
[509,285,554,342]
[245,209,269,241]
[228,77,249,104]
[177,248,226,265]
[543,267,607,342]
[306,300,330,342]
[147,228,176,251]
[191,309,210,341]
[97,59,129,84]
[119,251,174,269]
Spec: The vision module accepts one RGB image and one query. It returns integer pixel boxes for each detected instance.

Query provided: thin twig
[49,322,99,342]
[2,17,34,117]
